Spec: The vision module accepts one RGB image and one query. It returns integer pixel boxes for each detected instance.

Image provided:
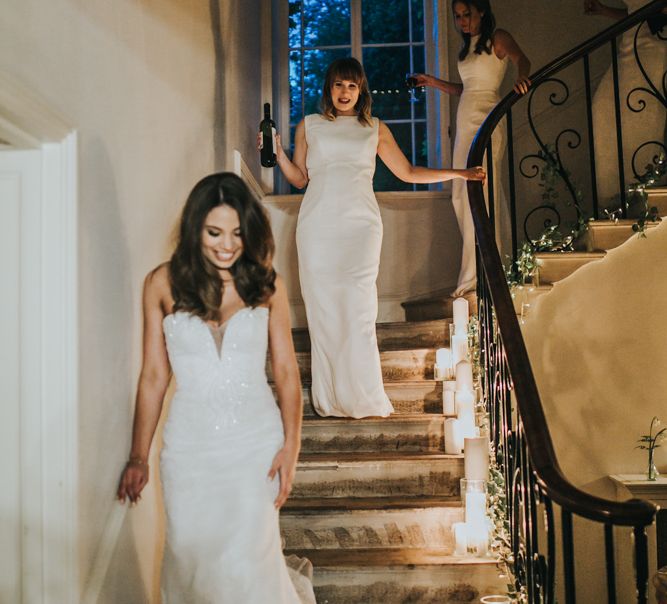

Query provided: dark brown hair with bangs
[320,57,373,126]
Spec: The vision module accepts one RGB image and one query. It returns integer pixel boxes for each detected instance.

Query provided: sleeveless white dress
[592,0,667,204]
[452,36,508,295]
[296,114,393,418]
[160,307,316,604]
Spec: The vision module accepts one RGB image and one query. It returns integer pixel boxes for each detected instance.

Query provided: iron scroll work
[466,2,664,602]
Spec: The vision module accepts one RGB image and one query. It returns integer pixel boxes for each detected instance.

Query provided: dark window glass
[374,123,414,191]
[289,51,302,124]
[411,0,424,42]
[288,0,302,48]
[303,0,351,47]
[362,0,409,44]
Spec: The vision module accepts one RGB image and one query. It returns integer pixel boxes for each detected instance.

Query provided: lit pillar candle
[434,347,452,381]
[444,418,463,454]
[453,522,467,556]
[464,436,490,481]
[455,360,474,391]
[442,389,456,415]
[451,334,469,367]
[455,389,475,418]
[453,297,469,334]
[465,491,487,525]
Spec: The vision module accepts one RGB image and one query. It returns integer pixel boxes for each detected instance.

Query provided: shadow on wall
[78,138,151,601]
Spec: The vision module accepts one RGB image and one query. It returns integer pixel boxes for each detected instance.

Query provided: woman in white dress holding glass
[272,57,485,419]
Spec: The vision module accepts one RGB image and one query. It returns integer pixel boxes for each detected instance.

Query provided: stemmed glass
[405,73,420,103]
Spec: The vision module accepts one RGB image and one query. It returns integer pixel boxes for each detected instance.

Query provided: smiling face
[330,78,360,115]
[201,204,243,274]
[453,1,483,36]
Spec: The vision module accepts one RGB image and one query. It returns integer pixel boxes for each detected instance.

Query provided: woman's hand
[257,131,286,161]
[117,459,149,505]
[461,166,486,182]
[411,73,435,88]
[268,444,299,509]
[514,75,531,95]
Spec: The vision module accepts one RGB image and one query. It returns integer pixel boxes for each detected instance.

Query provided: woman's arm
[493,29,532,94]
[412,73,463,97]
[274,119,309,189]
[117,266,172,504]
[584,0,628,21]
[266,275,303,508]
[377,121,485,184]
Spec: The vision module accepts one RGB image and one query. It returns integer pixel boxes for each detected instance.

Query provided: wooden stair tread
[283,496,460,512]
[285,548,496,567]
[302,413,446,425]
[299,451,461,463]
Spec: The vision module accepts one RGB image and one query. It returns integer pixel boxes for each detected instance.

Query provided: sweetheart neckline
[163,307,269,361]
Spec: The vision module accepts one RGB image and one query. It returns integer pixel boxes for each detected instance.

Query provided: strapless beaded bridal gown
[160,307,315,604]
[296,114,393,419]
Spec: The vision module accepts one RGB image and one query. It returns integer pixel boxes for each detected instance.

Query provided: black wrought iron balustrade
[465,1,665,602]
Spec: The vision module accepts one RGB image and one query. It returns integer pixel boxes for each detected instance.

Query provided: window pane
[289,51,302,125]
[362,0,409,44]
[303,0,351,47]
[411,0,424,43]
[302,48,351,117]
[288,0,301,48]
[363,46,411,121]
[374,123,414,191]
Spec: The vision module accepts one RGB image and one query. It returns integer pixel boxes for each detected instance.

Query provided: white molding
[0,72,80,602]
[40,133,79,603]
[233,149,267,200]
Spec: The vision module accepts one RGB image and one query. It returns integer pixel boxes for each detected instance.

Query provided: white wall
[522,220,667,602]
[0,1,217,601]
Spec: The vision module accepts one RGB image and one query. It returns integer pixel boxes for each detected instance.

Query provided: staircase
[279,318,506,603]
[522,187,666,311]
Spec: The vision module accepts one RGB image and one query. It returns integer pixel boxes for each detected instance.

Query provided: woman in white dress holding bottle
[414,0,531,296]
[273,57,485,419]
[117,173,315,603]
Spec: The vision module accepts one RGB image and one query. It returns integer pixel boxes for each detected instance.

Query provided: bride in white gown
[117,173,315,603]
[415,0,531,296]
[272,57,485,419]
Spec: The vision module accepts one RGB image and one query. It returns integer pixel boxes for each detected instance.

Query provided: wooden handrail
[466,0,665,527]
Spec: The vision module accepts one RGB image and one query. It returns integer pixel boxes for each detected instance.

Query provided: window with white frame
[283,0,445,191]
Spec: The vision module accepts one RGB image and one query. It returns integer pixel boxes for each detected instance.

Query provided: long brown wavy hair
[320,57,373,127]
[169,172,276,322]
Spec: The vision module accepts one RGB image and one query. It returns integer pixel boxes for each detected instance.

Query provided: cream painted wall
[0,0,217,601]
[521,220,667,602]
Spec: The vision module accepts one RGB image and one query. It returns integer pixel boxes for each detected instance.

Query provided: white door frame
[0,72,79,603]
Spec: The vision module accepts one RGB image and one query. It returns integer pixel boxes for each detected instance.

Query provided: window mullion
[351,0,362,60]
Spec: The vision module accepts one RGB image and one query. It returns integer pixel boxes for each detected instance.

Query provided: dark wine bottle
[259,102,277,168]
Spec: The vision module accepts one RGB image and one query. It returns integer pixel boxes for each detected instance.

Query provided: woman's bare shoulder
[144,262,172,308]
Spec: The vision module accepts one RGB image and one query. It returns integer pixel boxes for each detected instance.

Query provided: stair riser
[402,291,477,323]
[280,507,461,551]
[535,255,604,284]
[583,222,660,251]
[292,320,451,353]
[646,189,667,217]
[274,383,444,417]
[292,458,462,499]
[312,564,506,604]
[269,349,436,383]
[300,418,445,454]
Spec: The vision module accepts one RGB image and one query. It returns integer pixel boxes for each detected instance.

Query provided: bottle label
[259,127,277,153]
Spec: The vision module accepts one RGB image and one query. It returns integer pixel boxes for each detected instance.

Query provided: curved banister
[465,0,664,527]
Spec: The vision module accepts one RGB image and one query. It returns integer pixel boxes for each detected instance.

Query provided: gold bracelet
[127,457,148,467]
